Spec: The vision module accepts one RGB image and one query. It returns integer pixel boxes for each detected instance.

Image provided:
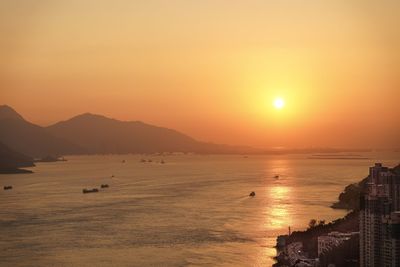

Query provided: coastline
[274,163,400,266]
[273,211,358,266]
[0,168,33,174]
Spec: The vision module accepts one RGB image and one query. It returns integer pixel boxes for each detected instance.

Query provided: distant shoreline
[308,157,370,160]
[0,168,33,174]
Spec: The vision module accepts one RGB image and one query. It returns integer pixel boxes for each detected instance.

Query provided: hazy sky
[1,0,399,148]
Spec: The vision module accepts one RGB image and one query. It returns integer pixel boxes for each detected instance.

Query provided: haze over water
[2,1,399,149]
[1,153,398,266]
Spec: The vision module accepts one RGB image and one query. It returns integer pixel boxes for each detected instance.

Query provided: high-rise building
[382,211,400,266]
[360,163,400,267]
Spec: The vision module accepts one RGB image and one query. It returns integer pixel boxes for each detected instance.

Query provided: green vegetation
[331,182,364,210]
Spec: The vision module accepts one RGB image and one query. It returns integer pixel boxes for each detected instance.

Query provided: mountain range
[0,105,253,157]
[0,105,83,157]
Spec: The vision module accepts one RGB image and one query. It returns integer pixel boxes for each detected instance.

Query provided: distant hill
[47,113,251,154]
[0,105,372,156]
[0,105,84,157]
[0,142,35,173]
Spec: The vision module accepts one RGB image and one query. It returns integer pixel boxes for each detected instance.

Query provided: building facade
[360,163,400,267]
[318,231,358,256]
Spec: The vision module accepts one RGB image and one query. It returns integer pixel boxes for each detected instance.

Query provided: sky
[1,0,399,149]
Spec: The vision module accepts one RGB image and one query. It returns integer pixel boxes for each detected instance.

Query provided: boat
[101,184,109,188]
[82,188,99,194]
[160,160,165,164]
[249,191,256,197]
[274,175,279,179]
[3,186,12,190]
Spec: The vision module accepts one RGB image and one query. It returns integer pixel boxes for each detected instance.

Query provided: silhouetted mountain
[0,105,84,157]
[47,113,251,154]
[0,105,24,121]
[0,142,35,173]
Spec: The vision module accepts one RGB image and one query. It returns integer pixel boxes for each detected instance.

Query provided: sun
[273,97,285,109]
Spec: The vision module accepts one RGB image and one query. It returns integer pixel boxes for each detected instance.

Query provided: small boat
[82,188,99,194]
[249,191,256,197]
[160,160,165,164]
[101,184,109,188]
[147,159,152,163]
[3,186,12,190]
[122,160,126,163]
[274,175,279,179]
[140,159,146,163]
[111,175,115,178]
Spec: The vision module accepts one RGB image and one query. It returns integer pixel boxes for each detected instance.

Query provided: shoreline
[273,211,358,266]
[274,163,400,266]
[0,168,33,174]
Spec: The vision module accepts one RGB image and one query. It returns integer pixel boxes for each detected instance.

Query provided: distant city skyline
[1,1,399,148]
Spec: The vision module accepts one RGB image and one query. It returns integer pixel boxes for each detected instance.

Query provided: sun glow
[273,98,285,109]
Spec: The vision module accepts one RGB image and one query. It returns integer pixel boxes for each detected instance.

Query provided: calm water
[1,154,399,266]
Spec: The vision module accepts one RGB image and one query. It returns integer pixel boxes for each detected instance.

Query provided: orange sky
[1,1,399,149]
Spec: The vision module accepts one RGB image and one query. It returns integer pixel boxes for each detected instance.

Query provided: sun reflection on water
[265,185,292,230]
[257,185,294,266]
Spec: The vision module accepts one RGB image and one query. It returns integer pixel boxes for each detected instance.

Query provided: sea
[0,153,399,266]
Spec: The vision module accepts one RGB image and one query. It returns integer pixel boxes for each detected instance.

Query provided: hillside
[0,142,35,173]
[0,105,84,157]
[47,113,251,154]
